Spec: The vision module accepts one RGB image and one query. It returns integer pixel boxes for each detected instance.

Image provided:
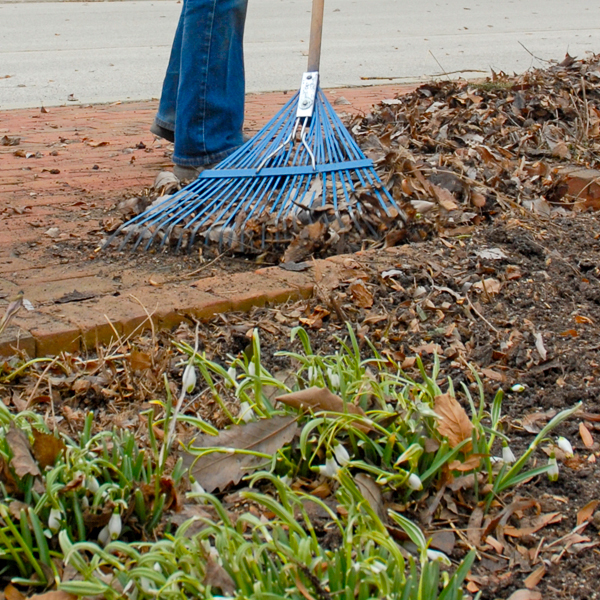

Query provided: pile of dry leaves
[353,53,600,248]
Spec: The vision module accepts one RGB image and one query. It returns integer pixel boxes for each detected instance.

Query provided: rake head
[108,86,406,255]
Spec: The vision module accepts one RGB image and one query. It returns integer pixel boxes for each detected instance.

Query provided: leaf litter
[3,55,600,599]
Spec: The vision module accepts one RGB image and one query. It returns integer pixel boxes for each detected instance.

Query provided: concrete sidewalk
[0,84,416,357]
[2,0,600,109]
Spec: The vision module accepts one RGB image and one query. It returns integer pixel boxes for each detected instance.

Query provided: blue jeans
[154,0,248,167]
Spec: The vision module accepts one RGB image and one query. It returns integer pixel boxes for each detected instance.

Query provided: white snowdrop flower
[502,443,516,464]
[557,437,574,458]
[327,368,340,389]
[511,384,526,393]
[248,362,256,376]
[190,477,205,496]
[407,473,423,491]
[547,455,559,482]
[81,496,89,509]
[333,443,350,466]
[238,401,256,423]
[98,525,110,547]
[48,508,62,533]
[182,363,197,394]
[108,510,122,540]
[86,476,99,493]
[227,366,237,379]
[307,366,318,382]
[426,549,452,566]
[318,454,340,478]
[369,561,387,574]
[153,563,162,573]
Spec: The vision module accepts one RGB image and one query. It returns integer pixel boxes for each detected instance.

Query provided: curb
[0,261,319,357]
[0,248,411,358]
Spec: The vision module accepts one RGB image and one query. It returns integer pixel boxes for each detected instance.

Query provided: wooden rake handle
[307,0,325,72]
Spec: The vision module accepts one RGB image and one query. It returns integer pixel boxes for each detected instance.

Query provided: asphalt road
[1,0,600,109]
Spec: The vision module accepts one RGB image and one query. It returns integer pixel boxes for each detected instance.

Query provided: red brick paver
[0,84,417,357]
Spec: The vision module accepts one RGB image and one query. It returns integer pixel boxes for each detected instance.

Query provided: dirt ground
[4,207,599,599]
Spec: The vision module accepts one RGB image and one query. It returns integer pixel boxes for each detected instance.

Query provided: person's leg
[173,0,248,168]
[152,3,186,143]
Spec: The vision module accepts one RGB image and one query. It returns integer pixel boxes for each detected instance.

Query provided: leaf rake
[108,0,407,254]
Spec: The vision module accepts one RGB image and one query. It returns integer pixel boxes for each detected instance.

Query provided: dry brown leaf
[348,279,374,309]
[466,581,480,594]
[521,410,556,434]
[472,278,501,296]
[466,506,484,547]
[579,422,595,448]
[6,423,40,478]
[428,530,455,555]
[431,184,459,211]
[448,454,483,472]
[283,221,327,264]
[480,368,506,383]
[82,502,114,530]
[577,499,599,526]
[411,342,443,356]
[294,572,318,600]
[203,555,236,596]
[4,584,25,600]
[28,593,77,600]
[471,191,486,207]
[507,591,542,600]
[276,387,365,418]
[355,473,386,522]
[524,565,546,590]
[129,349,153,372]
[31,429,66,470]
[299,306,330,330]
[434,393,473,450]
[503,512,562,538]
[184,417,298,493]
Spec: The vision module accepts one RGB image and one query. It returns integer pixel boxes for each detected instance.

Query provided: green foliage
[61,470,475,600]
[0,392,184,585]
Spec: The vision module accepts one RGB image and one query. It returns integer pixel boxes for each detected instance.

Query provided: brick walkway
[0,84,417,357]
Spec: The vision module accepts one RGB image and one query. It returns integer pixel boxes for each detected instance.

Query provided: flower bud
[108,510,122,540]
[327,368,340,389]
[333,443,350,466]
[557,437,573,458]
[238,401,256,423]
[182,363,197,394]
[318,454,340,478]
[426,549,452,566]
[547,454,559,482]
[502,442,516,464]
[190,477,205,496]
[407,473,423,491]
[227,367,237,381]
[98,525,110,546]
[86,476,100,493]
[48,508,62,533]
[511,384,526,393]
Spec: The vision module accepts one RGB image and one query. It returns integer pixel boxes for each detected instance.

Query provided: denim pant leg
[153,10,184,135]
[155,0,248,167]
